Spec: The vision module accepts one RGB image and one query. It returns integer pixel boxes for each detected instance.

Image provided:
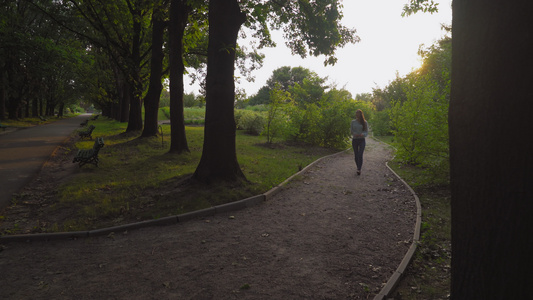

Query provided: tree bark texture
[141,10,166,138]
[0,86,5,121]
[125,15,144,132]
[168,0,190,153]
[450,1,533,298]
[193,0,246,183]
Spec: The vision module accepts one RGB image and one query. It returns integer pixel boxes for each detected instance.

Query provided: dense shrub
[389,75,449,171]
[320,100,356,149]
[371,109,392,136]
[265,88,293,143]
[235,110,265,135]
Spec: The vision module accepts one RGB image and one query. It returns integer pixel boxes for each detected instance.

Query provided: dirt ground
[0,138,416,299]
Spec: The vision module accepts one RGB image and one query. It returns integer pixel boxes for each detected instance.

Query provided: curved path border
[0,149,348,243]
[0,138,421,299]
[374,160,422,299]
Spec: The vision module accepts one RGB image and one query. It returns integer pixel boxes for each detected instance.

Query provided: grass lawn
[14,116,338,232]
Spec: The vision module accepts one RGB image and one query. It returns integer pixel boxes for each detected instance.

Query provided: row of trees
[1,0,357,183]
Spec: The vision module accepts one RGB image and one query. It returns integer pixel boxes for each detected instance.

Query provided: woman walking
[350,109,368,175]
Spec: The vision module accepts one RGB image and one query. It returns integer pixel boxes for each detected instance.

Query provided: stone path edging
[0,149,348,243]
[373,137,422,300]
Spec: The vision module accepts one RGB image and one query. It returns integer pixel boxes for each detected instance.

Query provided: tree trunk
[0,85,5,121]
[0,69,5,120]
[125,81,143,131]
[31,96,38,117]
[7,96,18,119]
[120,82,130,123]
[57,102,64,117]
[24,99,29,118]
[141,9,166,138]
[38,95,43,117]
[168,0,190,153]
[193,0,246,183]
[125,12,144,132]
[449,1,533,298]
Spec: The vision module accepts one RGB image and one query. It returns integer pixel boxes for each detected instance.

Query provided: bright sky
[185,0,452,97]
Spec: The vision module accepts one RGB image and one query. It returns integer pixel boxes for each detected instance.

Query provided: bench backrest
[92,137,105,151]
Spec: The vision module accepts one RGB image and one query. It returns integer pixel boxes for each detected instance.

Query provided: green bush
[320,100,355,149]
[265,88,294,143]
[235,110,265,135]
[389,75,449,171]
[283,99,375,150]
[287,103,322,145]
[371,109,392,136]
[68,104,85,113]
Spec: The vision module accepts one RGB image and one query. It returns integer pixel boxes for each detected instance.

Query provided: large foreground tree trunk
[449,1,533,298]
[168,0,190,153]
[141,9,166,138]
[193,0,246,183]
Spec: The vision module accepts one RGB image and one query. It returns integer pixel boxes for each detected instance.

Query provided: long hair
[355,109,367,131]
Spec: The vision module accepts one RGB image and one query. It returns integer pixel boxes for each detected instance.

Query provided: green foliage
[283,96,375,150]
[389,74,449,174]
[370,33,451,177]
[319,99,357,149]
[160,107,171,120]
[289,102,322,145]
[159,106,206,125]
[235,110,265,136]
[248,86,271,106]
[265,86,293,143]
[68,104,86,114]
[184,107,206,125]
[159,90,170,107]
[264,0,359,65]
[248,66,328,107]
[372,109,392,136]
[244,104,268,112]
[402,0,440,17]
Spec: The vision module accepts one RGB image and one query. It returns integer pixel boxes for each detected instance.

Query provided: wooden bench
[39,116,47,121]
[80,119,88,126]
[90,115,100,121]
[72,137,105,167]
[78,125,96,139]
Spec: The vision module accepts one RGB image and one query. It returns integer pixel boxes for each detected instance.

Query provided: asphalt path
[0,114,90,209]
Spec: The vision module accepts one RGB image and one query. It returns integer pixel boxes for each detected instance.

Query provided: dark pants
[352,138,366,171]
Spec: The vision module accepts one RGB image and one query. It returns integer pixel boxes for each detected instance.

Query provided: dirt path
[0,138,416,299]
[0,115,88,209]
